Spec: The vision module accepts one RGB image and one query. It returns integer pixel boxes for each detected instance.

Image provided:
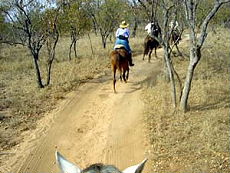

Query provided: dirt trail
[3,55,161,173]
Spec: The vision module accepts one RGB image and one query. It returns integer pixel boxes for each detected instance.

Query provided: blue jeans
[114,38,131,53]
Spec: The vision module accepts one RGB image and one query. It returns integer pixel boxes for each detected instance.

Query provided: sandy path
[5,55,161,173]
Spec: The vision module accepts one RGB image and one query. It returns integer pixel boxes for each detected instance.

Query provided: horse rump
[110,48,129,93]
[143,35,160,62]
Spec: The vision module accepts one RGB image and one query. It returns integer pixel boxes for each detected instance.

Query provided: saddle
[114,44,127,51]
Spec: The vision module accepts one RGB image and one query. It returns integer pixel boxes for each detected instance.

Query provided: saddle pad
[114,44,125,49]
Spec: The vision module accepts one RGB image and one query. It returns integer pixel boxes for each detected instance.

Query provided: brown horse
[110,46,129,93]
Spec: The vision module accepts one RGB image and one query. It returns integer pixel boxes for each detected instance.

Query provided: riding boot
[128,53,134,66]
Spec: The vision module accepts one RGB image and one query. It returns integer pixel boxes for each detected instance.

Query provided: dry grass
[142,28,230,172]
[0,29,147,158]
[0,34,113,151]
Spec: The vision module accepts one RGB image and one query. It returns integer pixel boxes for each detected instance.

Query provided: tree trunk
[73,40,77,58]
[102,36,106,48]
[180,47,201,112]
[69,29,77,60]
[46,32,59,86]
[47,59,52,86]
[132,18,138,37]
[69,42,73,60]
[33,53,44,88]
[164,47,177,108]
[88,33,94,56]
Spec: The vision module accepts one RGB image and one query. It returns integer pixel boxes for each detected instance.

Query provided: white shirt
[145,23,153,34]
[169,21,179,29]
[115,28,130,38]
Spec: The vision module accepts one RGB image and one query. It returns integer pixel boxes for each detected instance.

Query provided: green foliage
[58,0,92,36]
[212,3,230,25]
[197,1,230,27]
[82,0,131,47]
[97,0,128,31]
[0,0,49,45]
[0,3,15,43]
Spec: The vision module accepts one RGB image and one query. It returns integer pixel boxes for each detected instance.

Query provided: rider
[145,22,154,35]
[170,20,179,30]
[170,20,180,34]
[169,20,181,42]
[114,21,134,66]
[145,20,161,37]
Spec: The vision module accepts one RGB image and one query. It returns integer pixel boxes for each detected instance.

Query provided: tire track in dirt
[4,55,161,173]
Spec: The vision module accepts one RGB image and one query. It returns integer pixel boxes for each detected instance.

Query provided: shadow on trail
[115,84,142,94]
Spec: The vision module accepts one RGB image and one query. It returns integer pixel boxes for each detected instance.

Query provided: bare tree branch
[198,0,230,48]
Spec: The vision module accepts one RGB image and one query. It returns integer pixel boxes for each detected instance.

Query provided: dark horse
[143,22,161,62]
[110,45,129,93]
[170,29,183,57]
[170,29,182,45]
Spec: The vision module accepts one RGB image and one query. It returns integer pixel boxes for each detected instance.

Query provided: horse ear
[122,159,148,173]
[56,151,82,173]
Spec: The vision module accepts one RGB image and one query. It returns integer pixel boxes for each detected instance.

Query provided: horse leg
[119,68,123,82]
[154,47,158,59]
[148,49,152,63]
[123,71,127,83]
[113,67,117,93]
[143,46,148,60]
[143,54,145,61]
[126,68,129,81]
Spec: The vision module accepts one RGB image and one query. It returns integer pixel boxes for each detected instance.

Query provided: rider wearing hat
[114,21,134,66]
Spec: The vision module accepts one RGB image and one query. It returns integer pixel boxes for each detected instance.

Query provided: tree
[1,0,61,88]
[129,0,145,37]
[43,7,60,86]
[180,0,230,112]
[1,0,49,88]
[59,0,92,60]
[137,0,230,111]
[136,0,162,22]
[85,0,129,48]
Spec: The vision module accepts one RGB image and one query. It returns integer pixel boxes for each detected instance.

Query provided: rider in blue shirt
[114,21,134,66]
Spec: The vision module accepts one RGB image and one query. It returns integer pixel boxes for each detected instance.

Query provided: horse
[143,22,161,62]
[56,151,147,173]
[143,35,160,62]
[110,45,130,93]
[170,29,183,57]
[170,29,182,45]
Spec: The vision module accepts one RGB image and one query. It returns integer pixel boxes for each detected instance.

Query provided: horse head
[56,151,148,173]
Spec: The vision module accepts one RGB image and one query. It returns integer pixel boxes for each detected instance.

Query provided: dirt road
[2,56,161,173]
